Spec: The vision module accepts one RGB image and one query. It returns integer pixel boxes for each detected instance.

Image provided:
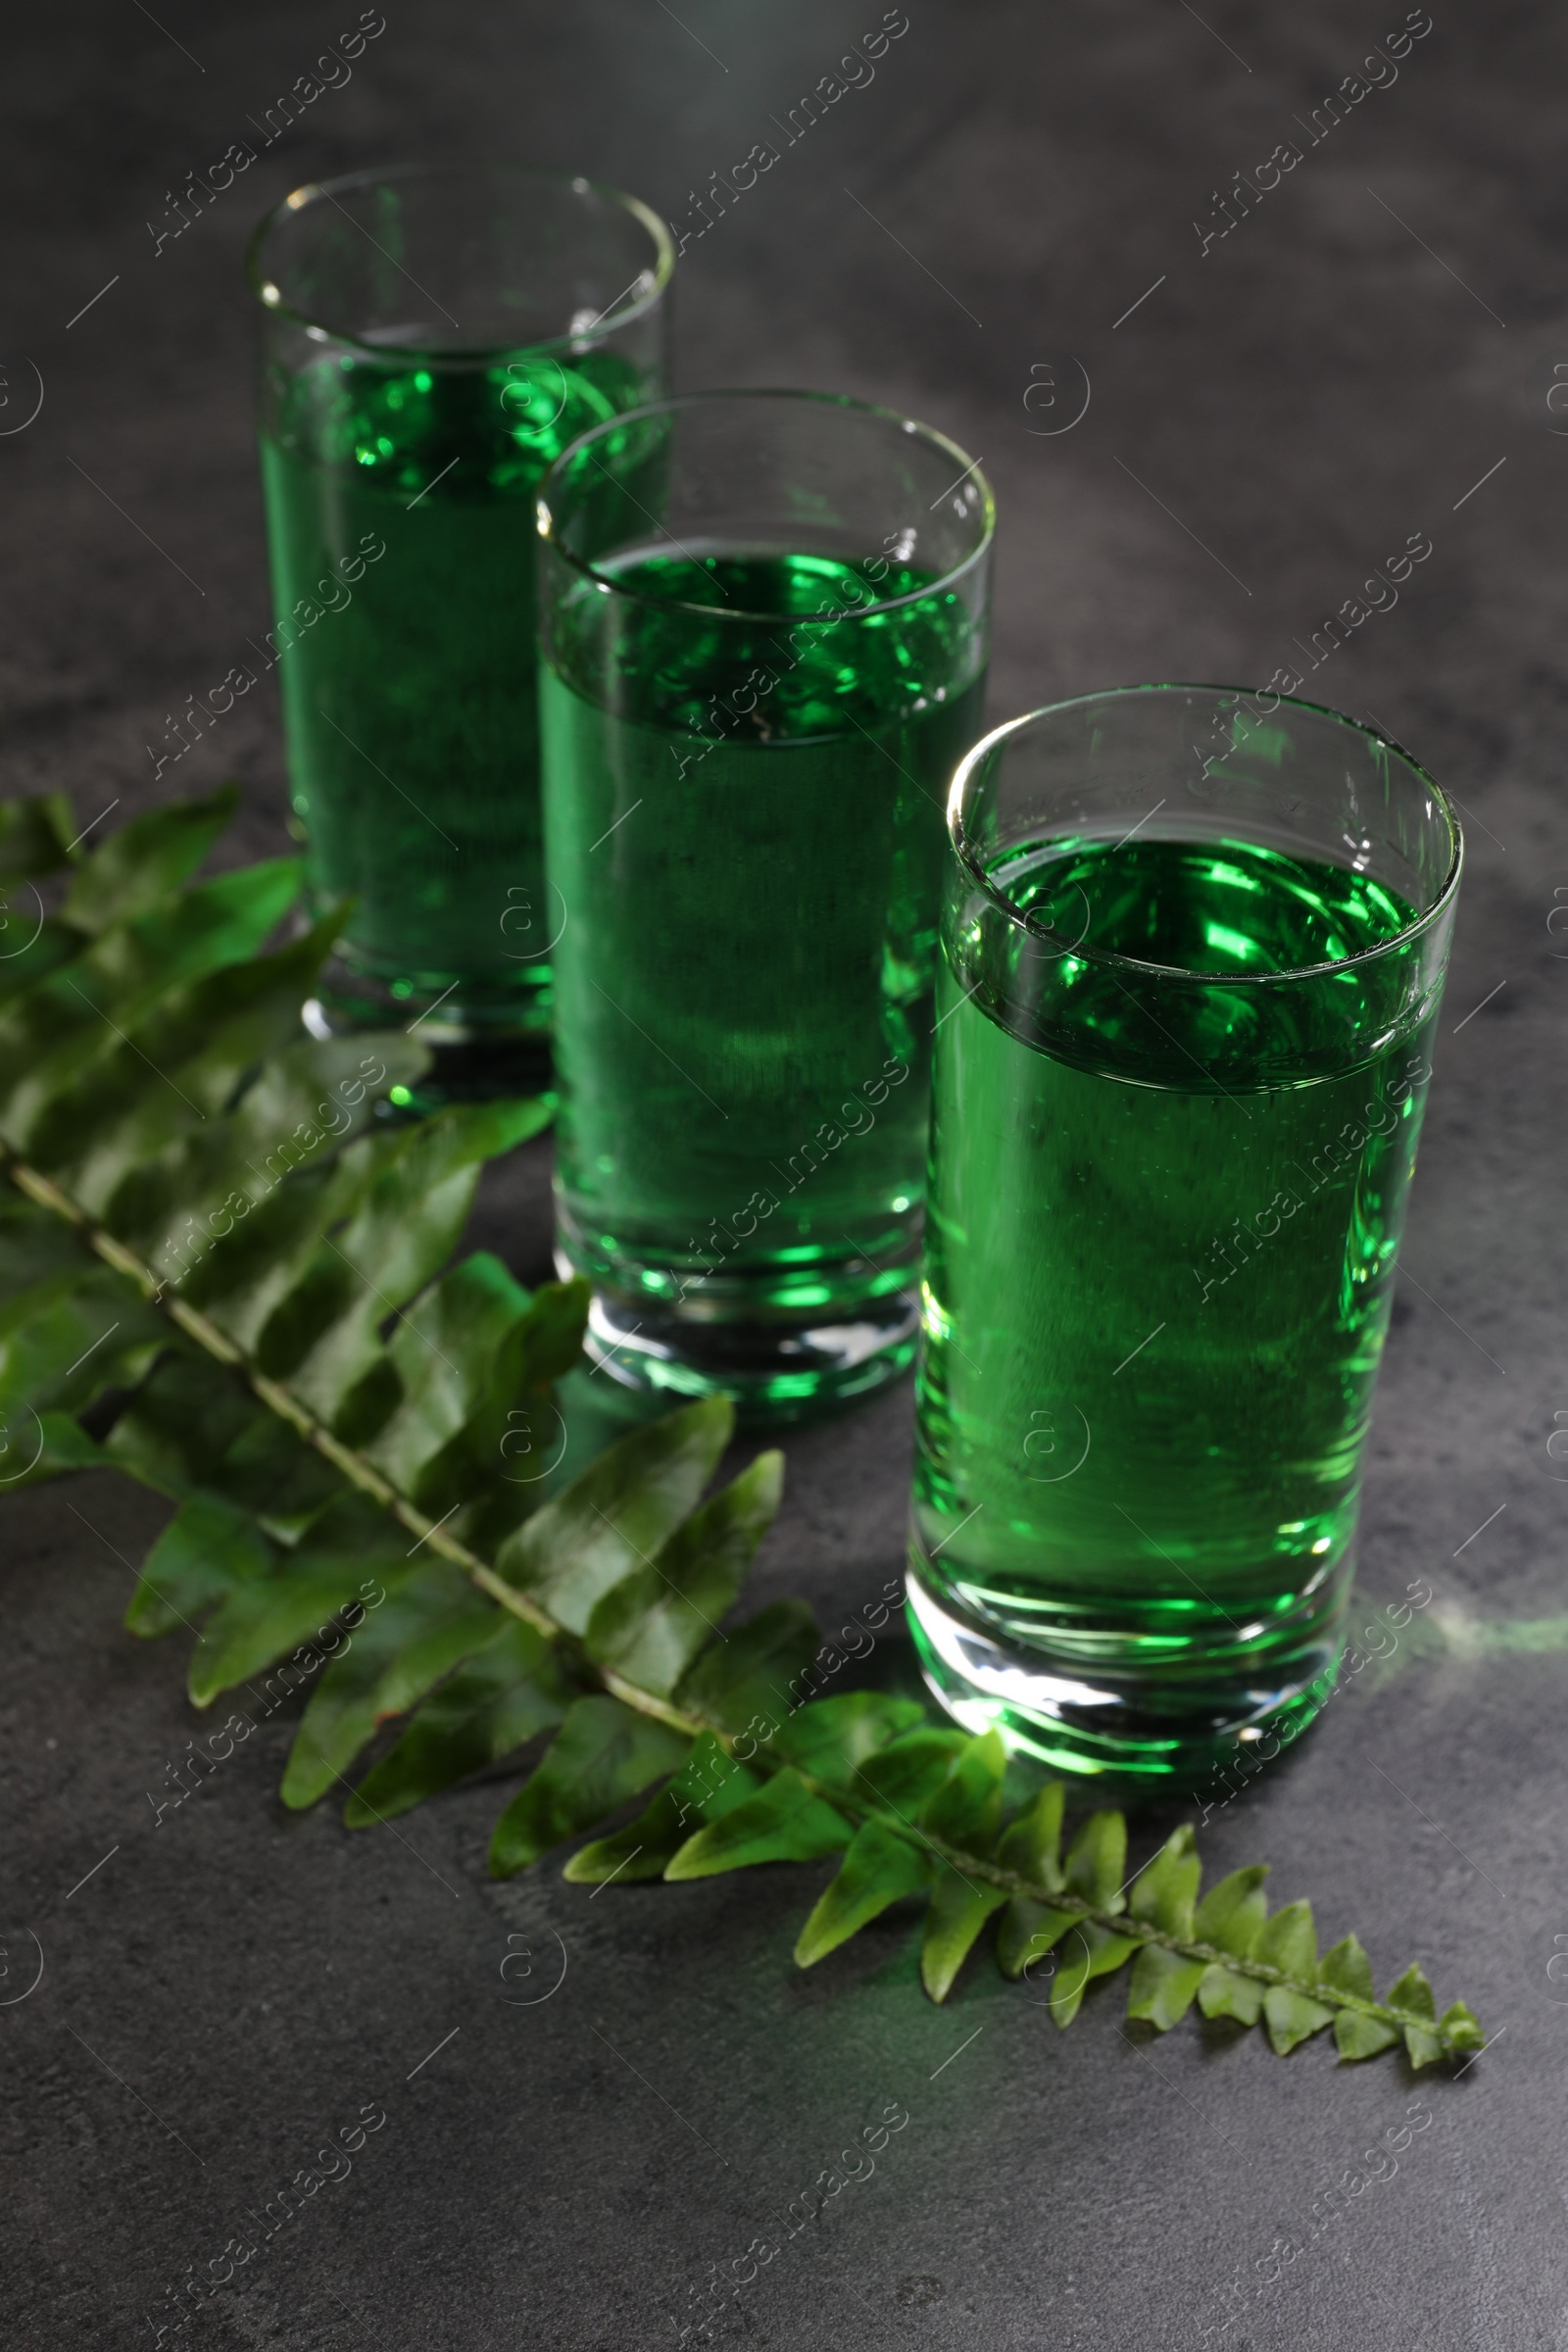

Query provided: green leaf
[0,791,74,885]
[1191,1849,1271,2029]
[773,1691,928,1789]
[853,1728,970,1813]
[34,921,347,1212]
[1256,1897,1318,1979]
[107,1032,417,1282]
[0,860,302,1146]
[1318,1932,1375,1994]
[920,1730,1007,1854]
[1126,1943,1208,2032]
[488,1694,691,1877]
[0,1259,167,1420]
[1318,1931,1382,2050]
[1439,2000,1485,2057]
[1387,1962,1444,2068]
[104,1354,264,1498]
[1387,1960,1437,2016]
[21,1409,111,1485]
[674,1596,819,1732]
[480,1274,589,1407]
[664,1767,853,1880]
[280,1100,551,1432]
[1062,1809,1128,1910]
[1263,1984,1338,2057]
[584,1449,783,1697]
[187,1494,416,1704]
[565,1731,764,1885]
[181,1130,394,1353]
[0,1196,103,1308]
[344,1619,575,1826]
[921,1869,1011,2002]
[362,1252,537,1492]
[1334,2004,1402,2063]
[281,1565,504,1809]
[795,1818,935,1967]
[995,1783,1066,1889]
[996,1898,1080,1982]
[1129,1825,1200,1937]
[430,1279,589,1544]
[63,784,239,931]
[197,1411,348,1543]
[1197,1961,1267,2029]
[0,919,91,1012]
[1255,1901,1335,2054]
[0,1195,99,1289]
[1050,1921,1141,2029]
[125,1492,279,1638]
[497,1394,733,1634]
[1194,1863,1270,1954]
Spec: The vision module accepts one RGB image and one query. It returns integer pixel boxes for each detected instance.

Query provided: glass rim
[244,162,676,362]
[948,682,1464,986]
[536,387,997,623]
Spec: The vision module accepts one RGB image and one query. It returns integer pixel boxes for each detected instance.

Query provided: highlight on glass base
[302,947,557,1058]
[905,1558,1345,1782]
[538,389,994,1420]
[906,685,1462,1781]
[301,985,555,1110]
[572,1256,922,1422]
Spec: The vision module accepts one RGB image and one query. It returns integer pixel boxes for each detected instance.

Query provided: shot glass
[906,686,1462,1779]
[247,165,673,1087]
[537,390,994,1416]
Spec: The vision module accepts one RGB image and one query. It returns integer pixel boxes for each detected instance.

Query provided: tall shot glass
[537,390,994,1417]
[906,686,1462,1779]
[248,165,673,1087]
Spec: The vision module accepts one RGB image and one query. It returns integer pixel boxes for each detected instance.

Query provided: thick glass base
[304,954,553,1107]
[564,1262,920,1425]
[905,1542,1346,1785]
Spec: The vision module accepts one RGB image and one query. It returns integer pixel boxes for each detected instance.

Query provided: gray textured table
[4,3,1562,2345]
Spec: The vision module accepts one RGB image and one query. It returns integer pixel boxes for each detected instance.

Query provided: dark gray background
[3,2,1563,2345]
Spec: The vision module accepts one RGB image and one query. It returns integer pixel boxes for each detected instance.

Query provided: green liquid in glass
[259,347,647,1027]
[543,549,986,1403]
[909,831,1436,1774]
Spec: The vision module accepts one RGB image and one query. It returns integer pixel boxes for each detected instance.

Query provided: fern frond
[0,791,1484,2071]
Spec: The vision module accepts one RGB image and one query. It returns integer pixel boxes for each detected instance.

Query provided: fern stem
[3,1153,705,1740]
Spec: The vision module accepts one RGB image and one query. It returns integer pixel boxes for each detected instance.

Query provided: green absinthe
[908,830,1440,1776]
[543,548,986,1406]
[260,346,646,1028]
